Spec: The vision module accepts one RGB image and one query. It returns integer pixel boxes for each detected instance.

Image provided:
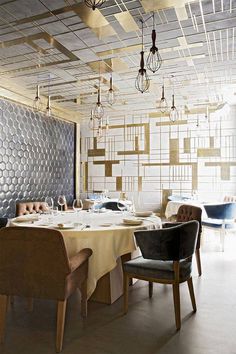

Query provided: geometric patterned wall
[80,105,236,212]
[0,98,75,217]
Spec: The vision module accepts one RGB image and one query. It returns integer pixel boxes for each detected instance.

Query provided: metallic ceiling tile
[175,7,188,21]
[74,3,108,29]
[141,0,198,12]
[114,11,139,33]
[97,44,141,58]
[91,24,117,39]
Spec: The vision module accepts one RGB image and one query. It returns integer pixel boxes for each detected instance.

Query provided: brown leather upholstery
[0,227,92,352]
[177,204,202,276]
[16,201,49,216]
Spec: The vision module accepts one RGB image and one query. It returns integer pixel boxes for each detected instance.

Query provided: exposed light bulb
[135,67,150,93]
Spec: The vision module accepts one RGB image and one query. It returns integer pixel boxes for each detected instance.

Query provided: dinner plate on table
[122,218,143,226]
[99,223,112,227]
[134,211,153,217]
[54,224,75,230]
[12,215,39,223]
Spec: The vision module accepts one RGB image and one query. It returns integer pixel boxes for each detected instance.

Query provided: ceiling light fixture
[93,78,104,120]
[146,13,162,73]
[84,0,105,11]
[135,20,150,93]
[45,74,52,117]
[33,85,42,112]
[169,93,179,122]
[159,82,168,113]
[107,73,116,105]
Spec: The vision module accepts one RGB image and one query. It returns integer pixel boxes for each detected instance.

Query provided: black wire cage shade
[84,0,105,10]
[146,13,162,73]
[135,20,150,93]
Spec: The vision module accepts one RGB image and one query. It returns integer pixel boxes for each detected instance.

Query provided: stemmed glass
[117,199,126,215]
[45,197,54,213]
[58,195,66,212]
[73,199,83,213]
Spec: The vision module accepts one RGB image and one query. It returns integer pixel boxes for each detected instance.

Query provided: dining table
[10,210,161,304]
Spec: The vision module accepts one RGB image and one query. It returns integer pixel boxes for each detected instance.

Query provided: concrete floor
[1,231,236,354]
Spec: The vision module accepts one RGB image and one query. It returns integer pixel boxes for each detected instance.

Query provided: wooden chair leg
[195,249,202,276]
[0,295,8,343]
[172,284,181,330]
[80,280,88,318]
[56,300,67,353]
[123,273,129,314]
[149,282,153,298]
[187,277,197,312]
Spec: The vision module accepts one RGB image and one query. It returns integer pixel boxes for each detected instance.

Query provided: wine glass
[73,199,83,212]
[58,195,66,212]
[45,197,54,213]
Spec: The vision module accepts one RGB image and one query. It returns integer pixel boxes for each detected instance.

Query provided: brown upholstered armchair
[16,201,49,216]
[164,204,202,276]
[0,227,92,352]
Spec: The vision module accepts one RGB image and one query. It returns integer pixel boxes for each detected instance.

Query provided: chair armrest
[162,222,183,229]
[69,248,93,272]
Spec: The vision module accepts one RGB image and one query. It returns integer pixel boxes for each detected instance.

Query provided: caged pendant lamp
[93,79,104,120]
[135,20,150,93]
[146,13,162,73]
[84,0,105,10]
[33,85,42,112]
[159,83,168,113]
[107,74,116,105]
[169,94,179,122]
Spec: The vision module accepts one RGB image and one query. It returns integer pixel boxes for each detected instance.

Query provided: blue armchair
[202,203,236,251]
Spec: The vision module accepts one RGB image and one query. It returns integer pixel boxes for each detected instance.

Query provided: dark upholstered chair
[175,205,202,276]
[123,221,199,330]
[0,218,8,228]
[163,204,202,276]
[0,227,92,352]
[202,202,236,251]
[16,201,49,216]
[96,201,127,211]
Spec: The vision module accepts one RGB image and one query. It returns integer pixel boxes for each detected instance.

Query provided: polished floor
[1,231,236,354]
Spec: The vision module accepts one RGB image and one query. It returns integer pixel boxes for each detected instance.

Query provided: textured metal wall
[0,98,75,217]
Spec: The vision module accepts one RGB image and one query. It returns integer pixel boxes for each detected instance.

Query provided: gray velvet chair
[123,220,199,330]
[0,227,92,352]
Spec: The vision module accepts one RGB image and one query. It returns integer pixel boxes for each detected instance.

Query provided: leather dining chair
[0,227,92,352]
[16,201,49,216]
[123,221,199,330]
[202,202,236,251]
[0,218,8,228]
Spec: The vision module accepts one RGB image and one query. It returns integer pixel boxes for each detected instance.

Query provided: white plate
[99,223,112,227]
[54,224,75,230]
[134,211,153,217]
[122,219,143,226]
[13,216,39,223]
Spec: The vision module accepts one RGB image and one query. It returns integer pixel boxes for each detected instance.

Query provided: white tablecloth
[10,211,161,298]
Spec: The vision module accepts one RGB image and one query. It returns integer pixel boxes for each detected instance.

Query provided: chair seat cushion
[123,257,192,281]
[202,219,236,229]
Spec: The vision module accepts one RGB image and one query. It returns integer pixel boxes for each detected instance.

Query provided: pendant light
[169,94,179,122]
[107,74,115,105]
[146,13,162,73]
[93,78,104,120]
[135,20,150,93]
[45,74,52,117]
[89,109,95,129]
[84,0,105,10]
[46,95,51,117]
[159,82,168,113]
[33,85,42,111]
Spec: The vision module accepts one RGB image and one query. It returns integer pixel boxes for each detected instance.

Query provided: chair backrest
[98,201,127,211]
[177,204,202,249]
[134,220,199,261]
[16,201,49,216]
[0,218,8,228]
[0,227,71,299]
[203,203,236,220]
